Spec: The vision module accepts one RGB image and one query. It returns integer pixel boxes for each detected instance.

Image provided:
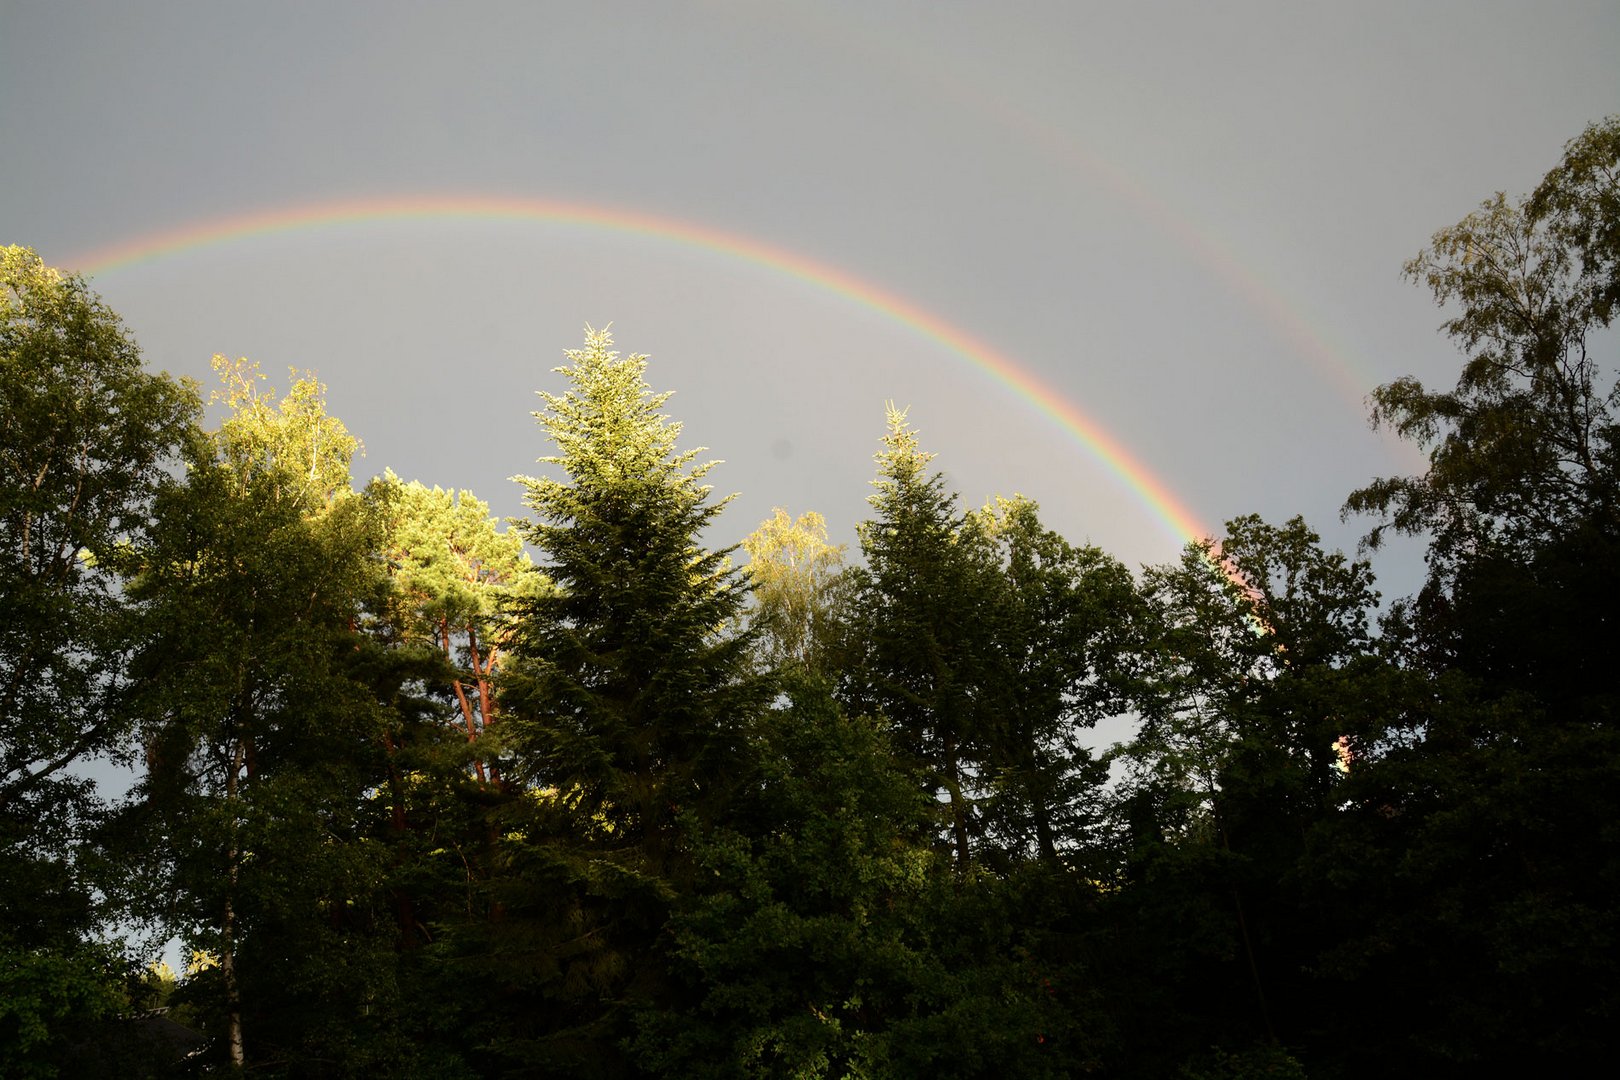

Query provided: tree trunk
[445,618,487,782]
[944,734,971,873]
[223,740,246,1070]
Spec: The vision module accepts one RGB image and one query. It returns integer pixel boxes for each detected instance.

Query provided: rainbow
[777,2,1387,412]
[68,193,1215,549]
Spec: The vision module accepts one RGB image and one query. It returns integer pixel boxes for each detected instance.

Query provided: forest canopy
[2,117,1616,1078]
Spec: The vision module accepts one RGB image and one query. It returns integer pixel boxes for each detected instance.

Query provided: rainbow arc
[71,194,1215,551]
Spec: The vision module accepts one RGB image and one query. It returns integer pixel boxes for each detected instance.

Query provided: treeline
[2,119,1616,1078]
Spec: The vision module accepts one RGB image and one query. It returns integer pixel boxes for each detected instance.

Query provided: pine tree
[370,471,536,785]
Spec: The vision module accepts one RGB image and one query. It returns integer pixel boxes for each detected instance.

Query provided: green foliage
[961,495,1146,868]
[1319,117,1620,1076]
[633,679,938,1078]
[0,247,198,1075]
[1345,116,1619,572]
[370,470,539,784]
[371,470,534,650]
[862,864,1108,1080]
[1178,1043,1309,1080]
[1527,116,1620,331]
[741,508,850,677]
[506,326,766,860]
[0,938,127,1080]
[845,412,1150,884]
[844,405,992,870]
[475,327,770,1073]
[640,680,1101,1079]
[1292,674,1620,1076]
[1123,515,1379,809]
[1104,516,1395,1072]
[119,359,409,1072]
[1,245,197,915]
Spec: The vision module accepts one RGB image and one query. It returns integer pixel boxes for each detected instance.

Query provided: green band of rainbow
[67,194,1214,549]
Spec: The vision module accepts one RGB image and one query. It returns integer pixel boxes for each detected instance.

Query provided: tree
[1125,515,1381,870]
[1347,118,1620,720]
[1527,116,1620,335]
[636,677,1102,1080]
[1326,117,1620,1074]
[1345,117,1619,590]
[505,325,765,867]
[961,495,1144,869]
[1,244,196,837]
[370,471,536,784]
[629,677,940,1078]
[1106,515,1387,1070]
[844,405,990,872]
[121,358,404,1073]
[485,327,771,1073]
[842,415,1144,876]
[740,508,849,677]
[1,247,197,1077]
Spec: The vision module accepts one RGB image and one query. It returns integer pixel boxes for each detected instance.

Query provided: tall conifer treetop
[860,402,955,551]
[506,327,760,858]
[519,325,724,540]
[848,404,985,870]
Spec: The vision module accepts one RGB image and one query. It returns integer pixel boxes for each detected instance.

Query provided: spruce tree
[505,326,764,865]
[844,404,990,872]
[485,328,768,1074]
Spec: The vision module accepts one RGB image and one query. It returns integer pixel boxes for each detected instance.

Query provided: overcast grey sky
[4,1,1616,599]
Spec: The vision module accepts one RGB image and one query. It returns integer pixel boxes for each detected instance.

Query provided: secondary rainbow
[69,194,1215,549]
[778,3,1395,419]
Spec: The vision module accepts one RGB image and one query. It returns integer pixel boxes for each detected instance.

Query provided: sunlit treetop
[205,354,359,511]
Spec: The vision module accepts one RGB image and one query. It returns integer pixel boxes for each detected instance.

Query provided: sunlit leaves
[741,508,848,676]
